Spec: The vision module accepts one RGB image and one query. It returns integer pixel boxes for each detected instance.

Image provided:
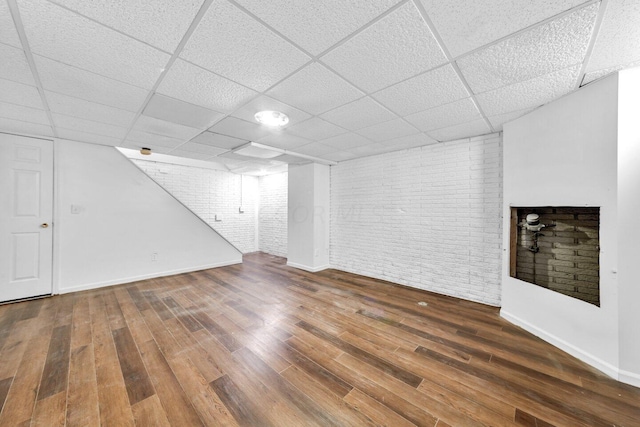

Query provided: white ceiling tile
[0,77,44,109]
[582,61,640,86]
[458,4,598,94]
[586,0,640,73]
[0,44,36,86]
[170,142,227,156]
[157,59,257,113]
[405,98,482,132]
[53,113,129,139]
[235,0,400,55]
[295,142,338,157]
[230,95,310,128]
[476,65,581,117]
[191,132,247,149]
[321,2,447,93]
[0,117,53,137]
[286,117,347,141]
[48,0,204,53]
[319,133,373,150]
[256,133,312,151]
[143,93,222,129]
[207,117,272,141]
[427,119,491,142]
[18,0,169,89]
[420,0,589,57]
[181,0,310,91]
[320,97,396,131]
[267,62,363,115]
[581,69,610,86]
[324,150,359,162]
[346,143,389,157]
[0,1,21,47]
[45,91,136,127]
[133,115,201,140]
[356,118,420,143]
[0,101,48,125]
[57,128,123,146]
[217,151,257,162]
[372,64,469,116]
[163,149,212,160]
[204,156,248,168]
[383,133,438,150]
[35,56,149,112]
[488,108,535,131]
[271,153,312,165]
[126,130,184,149]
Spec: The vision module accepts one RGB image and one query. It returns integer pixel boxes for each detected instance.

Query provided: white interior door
[0,133,53,302]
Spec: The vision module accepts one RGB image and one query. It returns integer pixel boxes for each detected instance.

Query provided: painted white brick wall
[258,171,288,257]
[132,160,259,254]
[330,133,503,306]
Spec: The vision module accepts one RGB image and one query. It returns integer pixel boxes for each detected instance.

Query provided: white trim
[618,368,640,389]
[500,310,620,380]
[286,261,329,273]
[57,260,241,294]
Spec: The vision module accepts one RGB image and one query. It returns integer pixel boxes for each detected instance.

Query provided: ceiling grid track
[118,0,216,149]
[412,0,496,134]
[7,0,58,137]
[574,0,610,90]
[0,0,638,173]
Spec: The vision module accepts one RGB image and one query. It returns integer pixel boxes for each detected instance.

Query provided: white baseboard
[619,368,640,389]
[286,261,330,273]
[500,310,620,380]
[57,259,241,294]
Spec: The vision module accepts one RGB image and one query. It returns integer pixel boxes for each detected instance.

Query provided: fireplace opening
[509,207,600,306]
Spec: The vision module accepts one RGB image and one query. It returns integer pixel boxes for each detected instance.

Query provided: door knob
[41,223,49,228]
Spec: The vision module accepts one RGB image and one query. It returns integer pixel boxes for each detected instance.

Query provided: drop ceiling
[1,0,639,175]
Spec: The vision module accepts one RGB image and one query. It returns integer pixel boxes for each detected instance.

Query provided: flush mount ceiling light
[140,147,152,155]
[255,110,289,127]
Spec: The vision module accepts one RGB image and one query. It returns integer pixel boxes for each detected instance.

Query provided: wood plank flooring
[0,252,639,426]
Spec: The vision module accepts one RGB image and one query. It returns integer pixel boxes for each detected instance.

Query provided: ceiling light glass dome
[255,110,289,127]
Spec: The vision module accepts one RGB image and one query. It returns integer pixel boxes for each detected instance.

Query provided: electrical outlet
[151,252,158,262]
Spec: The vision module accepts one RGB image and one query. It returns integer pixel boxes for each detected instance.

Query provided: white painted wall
[616,67,640,386]
[54,140,242,293]
[132,160,259,254]
[501,74,621,379]
[258,171,288,257]
[288,163,330,271]
[330,134,503,306]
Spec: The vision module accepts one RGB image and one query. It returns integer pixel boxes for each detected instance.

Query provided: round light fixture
[255,110,289,127]
[140,147,152,155]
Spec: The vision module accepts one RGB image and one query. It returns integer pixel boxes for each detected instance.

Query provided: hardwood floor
[0,252,638,426]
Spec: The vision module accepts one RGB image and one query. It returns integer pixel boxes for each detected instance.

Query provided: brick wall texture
[515,207,600,306]
[132,160,259,254]
[330,134,503,306]
[133,133,504,306]
[258,172,288,257]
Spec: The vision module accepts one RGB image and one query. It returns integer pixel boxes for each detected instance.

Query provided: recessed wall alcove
[501,68,640,388]
[509,207,600,306]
